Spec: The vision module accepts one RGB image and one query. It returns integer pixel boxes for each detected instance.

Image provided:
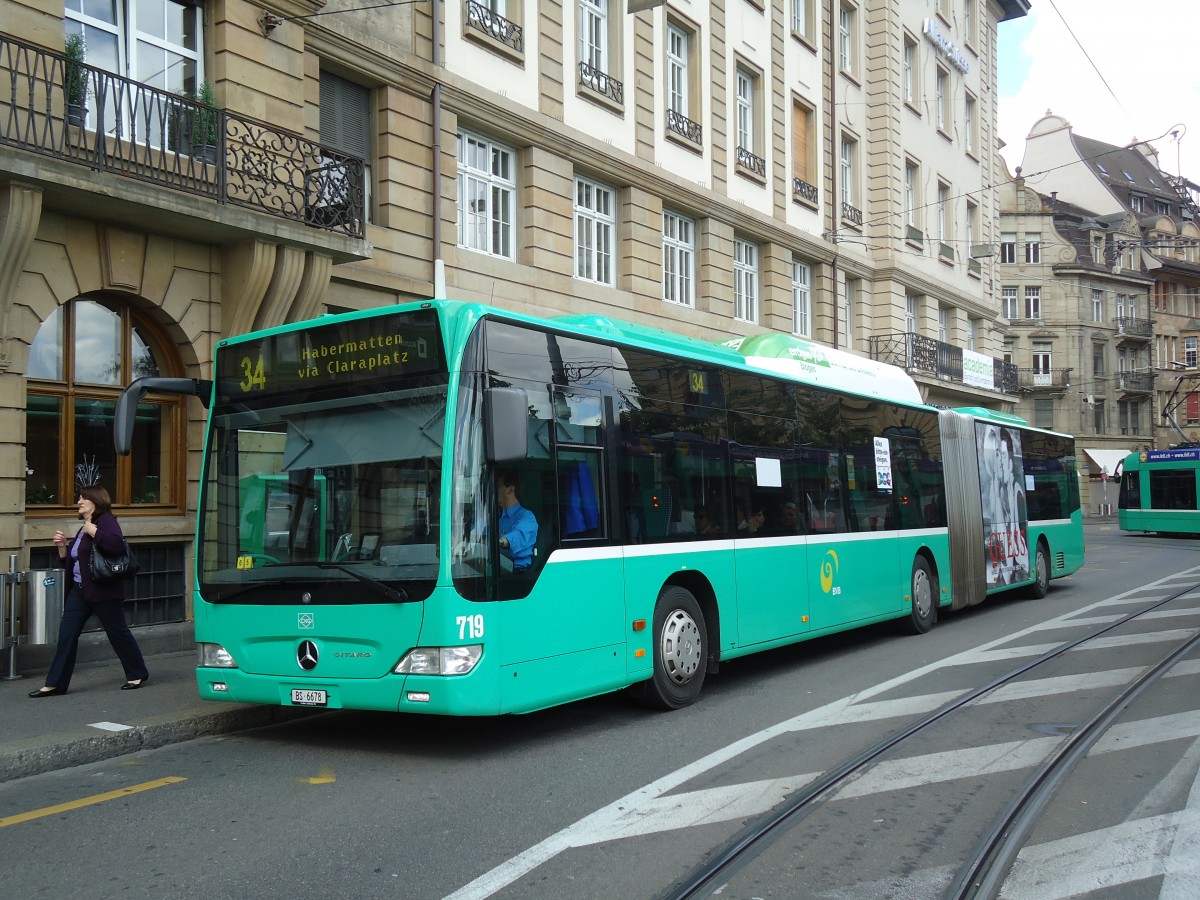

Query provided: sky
[997,0,1200,185]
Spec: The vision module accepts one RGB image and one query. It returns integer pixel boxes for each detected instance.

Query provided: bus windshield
[197,308,448,605]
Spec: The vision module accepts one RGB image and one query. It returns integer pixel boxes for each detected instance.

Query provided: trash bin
[23,569,64,645]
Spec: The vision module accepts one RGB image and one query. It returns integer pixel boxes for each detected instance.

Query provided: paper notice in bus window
[1026,475,1035,491]
[874,437,894,493]
[756,457,782,488]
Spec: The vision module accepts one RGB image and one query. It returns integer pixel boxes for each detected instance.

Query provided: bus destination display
[215,310,443,404]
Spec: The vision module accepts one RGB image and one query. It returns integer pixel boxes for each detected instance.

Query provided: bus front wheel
[1027,541,1051,599]
[900,556,936,635]
[643,585,707,710]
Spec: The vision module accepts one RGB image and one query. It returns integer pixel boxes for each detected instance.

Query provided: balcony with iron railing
[869,332,1019,395]
[1017,367,1072,391]
[1114,316,1153,339]
[792,177,818,205]
[1116,371,1155,393]
[666,109,702,145]
[465,0,524,54]
[578,61,623,106]
[736,146,766,179]
[0,33,366,250]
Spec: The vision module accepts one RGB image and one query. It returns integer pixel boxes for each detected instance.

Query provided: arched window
[25,298,186,512]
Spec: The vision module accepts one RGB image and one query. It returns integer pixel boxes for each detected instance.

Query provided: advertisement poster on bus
[976,423,1030,587]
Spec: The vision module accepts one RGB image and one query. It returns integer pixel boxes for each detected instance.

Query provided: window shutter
[319,72,371,158]
[792,103,809,182]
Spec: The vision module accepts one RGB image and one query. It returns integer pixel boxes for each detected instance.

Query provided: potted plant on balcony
[63,32,88,127]
[188,80,221,163]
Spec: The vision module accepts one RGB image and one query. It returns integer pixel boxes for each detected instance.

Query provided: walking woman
[28,484,149,697]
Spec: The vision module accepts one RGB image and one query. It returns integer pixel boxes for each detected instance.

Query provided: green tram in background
[115,300,1085,715]
[1118,447,1200,535]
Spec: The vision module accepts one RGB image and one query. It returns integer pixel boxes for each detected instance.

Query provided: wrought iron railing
[736,146,766,178]
[1017,367,1072,390]
[1116,371,1154,393]
[792,177,818,204]
[465,0,524,53]
[666,109,702,144]
[842,201,863,226]
[869,332,1018,394]
[579,61,623,105]
[0,32,364,239]
[1114,316,1153,338]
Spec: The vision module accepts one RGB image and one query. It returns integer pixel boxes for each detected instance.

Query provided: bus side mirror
[485,387,528,463]
[114,377,212,455]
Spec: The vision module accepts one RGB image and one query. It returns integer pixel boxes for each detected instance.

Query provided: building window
[966,200,978,255]
[792,0,813,41]
[318,71,373,225]
[1119,399,1140,435]
[1092,289,1104,322]
[840,137,858,214]
[935,67,949,132]
[906,293,920,333]
[1033,398,1055,429]
[964,94,977,155]
[1000,232,1016,264]
[1187,336,1199,369]
[1002,286,1018,319]
[25,298,185,510]
[1155,198,1170,216]
[67,0,204,95]
[903,35,918,104]
[1024,286,1042,319]
[841,276,857,349]
[1130,194,1144,213]
[665,20,701,144]
[963,0,976,44]
[839,3,858,76]
[736,66,755,155]
[457,131,516,258]
[793,259,812,337]
[1093,400,1105,433]
[663,211,695,307]
[938,306,949,343]
[1024,234,1041,264]
[905,162,920,229]
[574,176,615,285]
[792,100,816,202]
[734,238,759,323]
[1092,235,1104,264]
[1093,344,1105,376]
[936,181,951,245]
[967,317,978,351]
[1032,343,1052,376]
[578,0,622,104]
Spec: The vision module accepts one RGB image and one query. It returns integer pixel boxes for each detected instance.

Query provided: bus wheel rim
[913,568,932,619]
[661,609,703,685]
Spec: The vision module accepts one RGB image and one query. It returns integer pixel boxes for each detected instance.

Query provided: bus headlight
[197,642,238,668]
[394,645,482,676]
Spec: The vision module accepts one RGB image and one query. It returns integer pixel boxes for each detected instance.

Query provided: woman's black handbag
[90,539,140,581]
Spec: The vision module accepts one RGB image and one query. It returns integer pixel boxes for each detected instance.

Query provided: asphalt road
[2,522,1198,900]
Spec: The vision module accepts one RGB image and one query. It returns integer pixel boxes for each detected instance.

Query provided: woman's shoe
[28,686,65,698]
[121,676,149,690]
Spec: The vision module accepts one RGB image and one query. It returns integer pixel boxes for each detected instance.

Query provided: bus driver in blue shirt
[496,469,538,572]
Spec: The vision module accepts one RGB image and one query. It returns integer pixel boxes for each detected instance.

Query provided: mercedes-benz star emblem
[297,640,319,671]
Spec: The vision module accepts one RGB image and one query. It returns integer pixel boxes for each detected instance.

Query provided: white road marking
[442,567,1200,900]
[87,722,133,732]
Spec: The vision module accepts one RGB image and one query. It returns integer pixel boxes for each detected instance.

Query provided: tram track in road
[662,576,1200,900]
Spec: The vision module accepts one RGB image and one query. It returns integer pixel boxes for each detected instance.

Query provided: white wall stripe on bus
[544,528,950,564]
[441,565,1200,900]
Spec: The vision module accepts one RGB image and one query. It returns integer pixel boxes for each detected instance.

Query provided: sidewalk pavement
[0,636,305,784]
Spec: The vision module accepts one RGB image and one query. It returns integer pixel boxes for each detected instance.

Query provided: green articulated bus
[114,300,1085,714]
[1118,447,1200,535]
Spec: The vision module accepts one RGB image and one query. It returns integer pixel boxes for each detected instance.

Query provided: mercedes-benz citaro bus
[114,301,1084,714]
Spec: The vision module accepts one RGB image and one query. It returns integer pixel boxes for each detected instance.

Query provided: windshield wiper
[313,563,410,602]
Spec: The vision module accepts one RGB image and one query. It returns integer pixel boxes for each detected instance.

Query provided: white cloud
[998,0,1200,184]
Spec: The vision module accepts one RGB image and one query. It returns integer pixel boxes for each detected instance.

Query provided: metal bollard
[2,554,25,681]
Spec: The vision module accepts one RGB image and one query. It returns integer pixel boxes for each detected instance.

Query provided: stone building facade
[0,0,1026,630]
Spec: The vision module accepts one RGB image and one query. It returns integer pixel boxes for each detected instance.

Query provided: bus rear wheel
[643,585,707,710]
[1027,541,1051,599]
[900,556,936,635]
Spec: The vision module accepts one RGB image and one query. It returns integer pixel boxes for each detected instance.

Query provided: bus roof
[723,333,925,405]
